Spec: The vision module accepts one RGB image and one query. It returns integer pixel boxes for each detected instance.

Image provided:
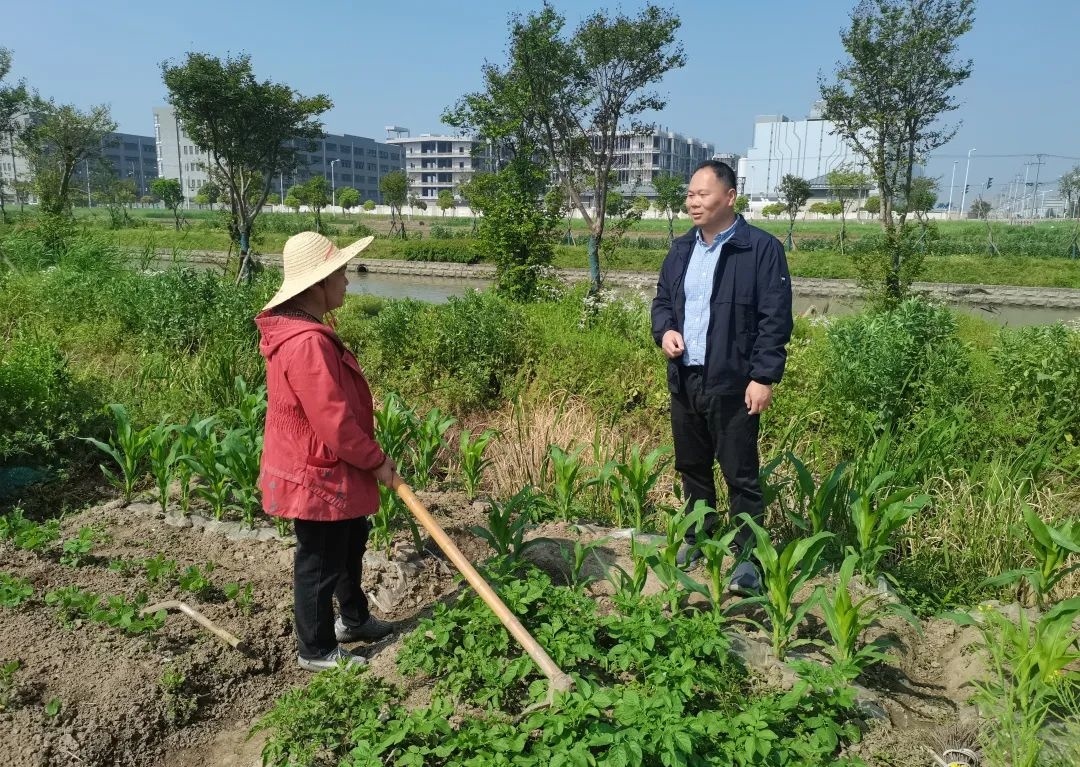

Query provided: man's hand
[744,381,773,415]
[661,330,685,360]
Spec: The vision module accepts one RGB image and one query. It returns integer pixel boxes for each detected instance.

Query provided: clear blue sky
[5,0,1078,203]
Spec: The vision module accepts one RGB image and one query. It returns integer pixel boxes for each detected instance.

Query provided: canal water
[346,271,1080,327]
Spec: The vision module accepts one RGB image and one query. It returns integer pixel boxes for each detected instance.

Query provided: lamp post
[329,159,339,208]
[959,148,975,217]
[85,159,92,208]
[947,160,958,218]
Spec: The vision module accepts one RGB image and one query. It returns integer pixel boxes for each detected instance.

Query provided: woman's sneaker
[335,615,396,643]
[297,646,367,672]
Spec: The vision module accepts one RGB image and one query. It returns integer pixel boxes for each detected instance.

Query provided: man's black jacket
[650,216,794,396]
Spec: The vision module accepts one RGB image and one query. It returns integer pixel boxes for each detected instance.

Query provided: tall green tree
[969,198,991,219]
[194,180,221,210]
[380,170,408,238]
[337,186,359,211]
[302,175,330,232]
[446,4,685,292]
[826,165,870,255]
[819,0,974,304]
[0,48,29,221]
[777,174,811,249]
[734,194,750,215]
[151,178,184,230]
[437,188,455,216]
[161,52,331,279]
[648,175,682,245]
[1058,165,1080,219]
[17,100,116,217]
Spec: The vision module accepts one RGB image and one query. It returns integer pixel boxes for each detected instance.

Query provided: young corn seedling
[375,392,416,470]
[146,421,180,514]
[606,534,651,602]
[561,538,607,589]
[819,554,917,680]
[543,444,589,521]
[183,429,233,520]
[846,470,929,586]
[458,428,498,500]
[411,408,456,488]
[787,454,849,537]
[739,513,833,661]
[220,428,262,528]
[229,376,267,433]
[59,526,98,567]
[982,506,1080,609]
[469,487,541,569]
[82,403,152,502]
[175,415,218,514]
[613,445,672,532]
[371,484,423,556]
[587,458,625,527]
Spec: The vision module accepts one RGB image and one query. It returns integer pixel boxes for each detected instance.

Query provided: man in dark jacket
[651,160,793,593]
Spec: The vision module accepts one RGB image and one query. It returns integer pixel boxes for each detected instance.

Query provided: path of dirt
[1,490,998,767]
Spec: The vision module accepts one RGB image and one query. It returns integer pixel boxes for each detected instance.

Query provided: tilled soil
[1,492,995,767]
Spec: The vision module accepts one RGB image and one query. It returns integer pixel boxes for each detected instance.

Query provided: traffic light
[965,184,970,193]
[986,177,993,189]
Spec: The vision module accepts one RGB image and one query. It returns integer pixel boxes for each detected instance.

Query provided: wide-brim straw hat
[262,231,374,311]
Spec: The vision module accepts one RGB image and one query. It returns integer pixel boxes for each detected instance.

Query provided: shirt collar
[696,217,739,247]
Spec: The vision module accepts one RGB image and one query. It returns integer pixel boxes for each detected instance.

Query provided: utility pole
[959,147,975,217]
[947,160,958,218]
[329,158,339,208]
[1029,154,1045,219]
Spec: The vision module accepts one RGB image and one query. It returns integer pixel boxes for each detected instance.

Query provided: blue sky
[5,0,1078,202]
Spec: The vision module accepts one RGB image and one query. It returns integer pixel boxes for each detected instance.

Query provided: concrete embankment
[159,250,1080,309]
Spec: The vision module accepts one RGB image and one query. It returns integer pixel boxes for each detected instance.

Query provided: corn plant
[59,527,97,567]
[739,513,833,661]
[0,573,33,608]
[220,428,262,528]
[787,454,849,537]
[667,508,741,617]
[469,487,541,568]
[375,392,416,469]
[175,415,218,514]
[146,421,180,514]
[615,445,672,532]
[587,458,624,526]
[370,485,422,556]
[562,538,607,589]
[949,598,1080,767]
[846,471,929,585]
[229,376,267,432]
[982,506,1080,609]
[543,444,589,521]
[411,408,456,488]
[82,403,152,502]
[182,429,233,520]
[458,428,498,500]
[819,554,917,680]
[607,535,651,602]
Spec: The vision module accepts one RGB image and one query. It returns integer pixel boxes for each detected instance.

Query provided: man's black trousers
[293,515,372,659]
[670,366,763,553]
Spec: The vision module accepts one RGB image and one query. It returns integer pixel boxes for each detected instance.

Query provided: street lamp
[329,158,339,207]
[947,160,958,218]
[959,148,975,217]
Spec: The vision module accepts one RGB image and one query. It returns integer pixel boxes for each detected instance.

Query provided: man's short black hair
[693,160,737,190]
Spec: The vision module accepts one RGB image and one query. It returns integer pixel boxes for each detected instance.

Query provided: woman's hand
[374,457,400,488]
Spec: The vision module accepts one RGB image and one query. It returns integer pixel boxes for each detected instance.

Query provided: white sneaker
[297,646,367,672]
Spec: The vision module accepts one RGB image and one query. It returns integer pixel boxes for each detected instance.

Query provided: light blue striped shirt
[681,220,739,366]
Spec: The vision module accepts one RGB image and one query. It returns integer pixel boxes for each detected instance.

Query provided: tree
[1058,165,1080,219]
[284,193,301,213]
[653,173,685,244]
[161,52,331,280]
[761,203,786,219]
[445,4,686,293]
[900,176,938,221]
[17,99,116,217]
[0,48,29,221]
[302,175,330,231]
[337,186,360,211]
[461,158,560,300]
[437,189,455,216]
[151,178,185,230]
[777,174,811,249]
[194,180,221,210]
[863,195,881,215]
[819,0,974,304]
[362,199,375,212]
[380,171,408,238]
[969,198,991,219]
[826,165,870,255]
[264,192,281,206]
[734,194,750,215]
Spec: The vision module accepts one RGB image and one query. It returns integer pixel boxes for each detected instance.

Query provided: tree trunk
[587,233,600,293]
[236,227,253,285]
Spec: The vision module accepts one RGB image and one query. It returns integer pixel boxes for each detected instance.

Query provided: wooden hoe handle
[393,480,573,693]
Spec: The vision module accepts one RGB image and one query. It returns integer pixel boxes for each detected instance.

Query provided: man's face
[685,169,737,231]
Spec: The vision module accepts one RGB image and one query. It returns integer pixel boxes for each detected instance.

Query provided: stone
[226,527,260,542]
[851,684,890,722]
[163,513,192,528]
[126,502,161,517]
[188,514,208,530]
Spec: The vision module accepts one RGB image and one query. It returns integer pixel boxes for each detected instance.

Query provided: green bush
[367,238,478,264]
[991,323,1080,431]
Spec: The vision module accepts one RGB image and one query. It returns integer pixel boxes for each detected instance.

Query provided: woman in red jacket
[255,231,399,671]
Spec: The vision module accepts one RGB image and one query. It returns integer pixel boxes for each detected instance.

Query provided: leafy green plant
[81,403,152,502]
[0,573,33,608]
[949,598,1080,767]
[59,526,97,567]
[143,554,178,588]
[818,554,917,679]
[468,487,542,567]
[160,664,198,725]
[0,508,60,552]
[458,428,498,500]
[787,454,849,536]
[93,594,165,635]
[44,586,101,626]
[982,506,1080,609]
[612,445,672,531]
[0,660,20,712]
[44,697,62,719]
[374,392,415,468]
[224,581,254,615]
[846,470,929,584]
[174,415,218,513]
[182,428,233,520]
[146,420,180,514]
[543,444,589,520]
[220,427,262,528]
[410,407,456,488]
[179,563,216,600]
[740,513,834,660]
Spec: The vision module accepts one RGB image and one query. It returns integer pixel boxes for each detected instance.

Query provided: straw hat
[262,231,374,311]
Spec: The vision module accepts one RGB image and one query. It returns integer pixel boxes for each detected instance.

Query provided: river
[346,271,1080,327]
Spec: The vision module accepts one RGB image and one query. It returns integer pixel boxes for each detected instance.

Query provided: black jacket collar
[675,215,751,251]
